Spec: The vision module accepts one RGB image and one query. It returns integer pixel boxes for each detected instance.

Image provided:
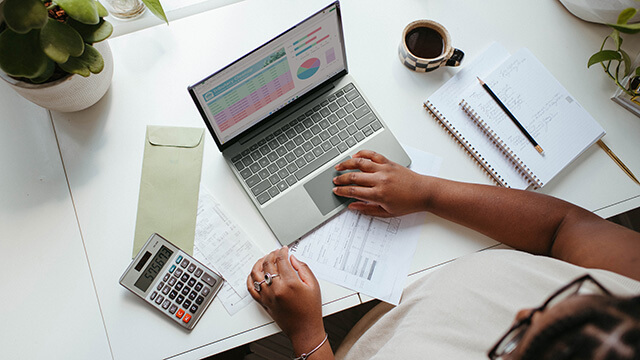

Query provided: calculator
[119,233,224,330]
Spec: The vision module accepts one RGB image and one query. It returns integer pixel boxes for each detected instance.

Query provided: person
[247,150,640,360]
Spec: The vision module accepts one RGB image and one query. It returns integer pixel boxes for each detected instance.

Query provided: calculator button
[169,265,176,273]
[162,285,170,295]
[196,296,204,305]
[187,264,196,273]
[175,282,183,291]
[194,268,203,278]
[188,291,197,301]
[162,300,171,309]
[183,300,192,309]
[202,273,217,287]
[175,268,183,277]
[156,282,164,291]
[150,291,158,301]
[180,274,190,283]
[168,277,177,286]
[182,314,192,324]
[189,304,198,314]
[155,295,164,305]
[176,255,183,264]
[181,287,191,296]
[195,282,203,292]
[187,278,196,287]
[169,290,177,300]
[176,309,185,319]
[163,273,170,282]
[201,287,210,297]
[176,295,184,305]
[180,259,190,269]
[169,304,178,314]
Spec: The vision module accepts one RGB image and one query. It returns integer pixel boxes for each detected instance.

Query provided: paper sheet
[289,145,442,305]
[192,189,263,315]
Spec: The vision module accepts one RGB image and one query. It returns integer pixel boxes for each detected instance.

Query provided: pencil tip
[477,77,485,85]
[535,145,544,154]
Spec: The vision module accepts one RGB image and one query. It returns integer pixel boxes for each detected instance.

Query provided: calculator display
[134,245,173,292]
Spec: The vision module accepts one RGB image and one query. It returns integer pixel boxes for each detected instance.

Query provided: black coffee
[405,27,443,59]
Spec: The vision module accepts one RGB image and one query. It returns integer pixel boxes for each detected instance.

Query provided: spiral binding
[459,100,543,189]
[423,101,509,188]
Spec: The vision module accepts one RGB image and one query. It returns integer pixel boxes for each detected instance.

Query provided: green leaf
[56,0,100,25]
[0,29,48,78]
[141,0,168,24]
[40,18,85,63]
[95,0,109,17]
[608,22,640,34]
[617,7,637,24]
[3,0,48,34]
[68,18,113,43]
[588,50,622,68]
[620,49,632,76]
[58,43,104,76]
[610,30,622,50]
[635,66,640,76]
[29,59,56,83]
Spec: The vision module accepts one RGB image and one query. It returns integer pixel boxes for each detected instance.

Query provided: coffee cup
[398,20,464,72]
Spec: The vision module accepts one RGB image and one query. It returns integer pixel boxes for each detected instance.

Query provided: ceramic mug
[398,20,464,72]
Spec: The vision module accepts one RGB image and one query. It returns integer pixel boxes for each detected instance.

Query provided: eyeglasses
[487,274,611,360]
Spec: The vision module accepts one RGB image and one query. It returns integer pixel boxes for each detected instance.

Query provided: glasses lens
[494,323,528,358]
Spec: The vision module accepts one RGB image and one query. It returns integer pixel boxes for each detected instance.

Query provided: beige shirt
[336,249,640,360]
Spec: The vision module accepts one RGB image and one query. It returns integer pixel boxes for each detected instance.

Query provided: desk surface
[4,0,640,358]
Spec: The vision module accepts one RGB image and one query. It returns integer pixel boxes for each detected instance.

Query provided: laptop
[188,1,410,245]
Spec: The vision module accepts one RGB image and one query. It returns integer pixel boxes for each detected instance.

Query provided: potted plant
[588,6,640,114]
[0,0,167,112]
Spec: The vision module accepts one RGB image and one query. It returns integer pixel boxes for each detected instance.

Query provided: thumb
[290,255,317,286]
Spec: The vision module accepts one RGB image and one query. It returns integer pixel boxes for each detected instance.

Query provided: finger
[274,246,296,278]
[333,185,379,202]
[335,156,381,173]
[262,250,279,275]
[250,255,266,281]
[333,171,378,187]
[290,255,318,287]
[348,202,393,217]
[352,150,389,164]
[246,274,262,301]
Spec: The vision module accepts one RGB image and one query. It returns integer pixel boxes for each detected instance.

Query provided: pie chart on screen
[297,58,321,80]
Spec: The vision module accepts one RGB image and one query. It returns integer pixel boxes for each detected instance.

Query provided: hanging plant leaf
[40,18,85,64]
[587,50,622,68]
[29,59,57,83]
[3,0,48,34]
[55,0,100,25]
[142,0,168,24]
[0,29,48,78]
[617,7,637,25]
[59,43,104,77]
[608,22,640,34]
[68,18,113,43]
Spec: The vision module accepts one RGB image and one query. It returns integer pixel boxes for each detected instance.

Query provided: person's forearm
[420,176,596,256]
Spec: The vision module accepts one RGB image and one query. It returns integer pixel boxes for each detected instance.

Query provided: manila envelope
[132,125,205,258]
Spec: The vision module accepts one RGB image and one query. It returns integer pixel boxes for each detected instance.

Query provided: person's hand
[333,150,428,217]
[247,246,326,354]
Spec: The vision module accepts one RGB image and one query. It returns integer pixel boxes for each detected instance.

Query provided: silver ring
[253,280,265,292]
[264,273,279,286]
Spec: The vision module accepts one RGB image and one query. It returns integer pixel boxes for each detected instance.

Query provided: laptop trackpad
[304,157,356,216]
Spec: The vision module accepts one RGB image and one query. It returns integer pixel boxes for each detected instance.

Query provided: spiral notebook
[424,44,605,189]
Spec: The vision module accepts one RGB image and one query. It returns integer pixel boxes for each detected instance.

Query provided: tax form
[290,145,442,305]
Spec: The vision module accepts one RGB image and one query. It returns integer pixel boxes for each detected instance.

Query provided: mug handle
[445,48,465,67]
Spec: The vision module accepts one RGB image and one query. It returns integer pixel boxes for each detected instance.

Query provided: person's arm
[247,246,334,360]
[333,150,640,281]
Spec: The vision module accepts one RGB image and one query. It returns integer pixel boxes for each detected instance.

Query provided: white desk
[4,0,640,358]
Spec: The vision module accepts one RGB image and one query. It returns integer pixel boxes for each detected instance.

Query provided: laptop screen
[189,2,346,148]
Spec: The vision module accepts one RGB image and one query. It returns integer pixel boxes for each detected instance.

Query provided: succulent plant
[0,0,113,83]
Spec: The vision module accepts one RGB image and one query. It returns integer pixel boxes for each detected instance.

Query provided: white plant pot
[0,41,114,112]
[558,0,640,24]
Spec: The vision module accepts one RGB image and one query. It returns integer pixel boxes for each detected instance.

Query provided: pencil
[477,77,544,154]
[597,140,640,185]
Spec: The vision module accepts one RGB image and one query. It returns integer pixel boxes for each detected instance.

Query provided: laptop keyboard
[230,83,382,205]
